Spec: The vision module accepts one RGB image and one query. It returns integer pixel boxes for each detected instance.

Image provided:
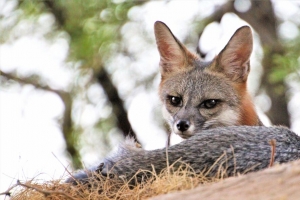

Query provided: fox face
[160,67,241,138]
[154,21,262,138]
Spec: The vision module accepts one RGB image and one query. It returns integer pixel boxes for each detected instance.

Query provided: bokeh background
[1,0,300,195]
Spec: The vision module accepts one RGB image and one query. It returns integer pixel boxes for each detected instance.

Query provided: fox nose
[176,120,190,132]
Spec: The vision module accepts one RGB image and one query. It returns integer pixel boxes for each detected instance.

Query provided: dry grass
[3,162,224,200]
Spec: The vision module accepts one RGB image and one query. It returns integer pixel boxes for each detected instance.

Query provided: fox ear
[213,26,253,82]
[154,21,196,76]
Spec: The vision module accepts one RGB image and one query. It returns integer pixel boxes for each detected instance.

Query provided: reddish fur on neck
[234,83,260,126]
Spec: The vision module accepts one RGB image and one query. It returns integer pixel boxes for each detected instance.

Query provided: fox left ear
[213,26,253,82]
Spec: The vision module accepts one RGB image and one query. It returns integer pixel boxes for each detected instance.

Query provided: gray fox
[154,21,262,139]
[66,22,299,185]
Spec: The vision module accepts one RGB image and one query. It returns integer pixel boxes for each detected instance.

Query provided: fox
[154,21,262,139]
[67,22,280,185]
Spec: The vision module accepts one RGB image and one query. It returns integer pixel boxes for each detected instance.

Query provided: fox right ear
[154,21,197,77]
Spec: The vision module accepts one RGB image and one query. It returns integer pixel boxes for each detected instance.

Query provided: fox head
[154,21,262,139]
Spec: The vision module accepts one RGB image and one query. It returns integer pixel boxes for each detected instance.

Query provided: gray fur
[67,126,300,184]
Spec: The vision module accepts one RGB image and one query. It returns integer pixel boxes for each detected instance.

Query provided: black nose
[176,120,190,132]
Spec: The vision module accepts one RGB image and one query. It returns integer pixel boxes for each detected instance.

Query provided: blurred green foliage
[271,38,300,84]
[18,0,136,67]
[52,0,135,67]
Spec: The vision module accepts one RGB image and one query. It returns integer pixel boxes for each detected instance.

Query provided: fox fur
[67,126,300,184]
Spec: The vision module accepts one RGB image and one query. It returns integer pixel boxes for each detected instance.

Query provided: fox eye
[201,99,219,109]
[168,96,182,107]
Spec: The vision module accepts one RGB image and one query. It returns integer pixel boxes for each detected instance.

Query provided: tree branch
[41,0,137,140]
[152,159,300,200]
[96,68,137,140]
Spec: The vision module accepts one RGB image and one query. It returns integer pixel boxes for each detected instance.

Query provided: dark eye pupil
[170,96,181,106]
[203,99,217,108]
